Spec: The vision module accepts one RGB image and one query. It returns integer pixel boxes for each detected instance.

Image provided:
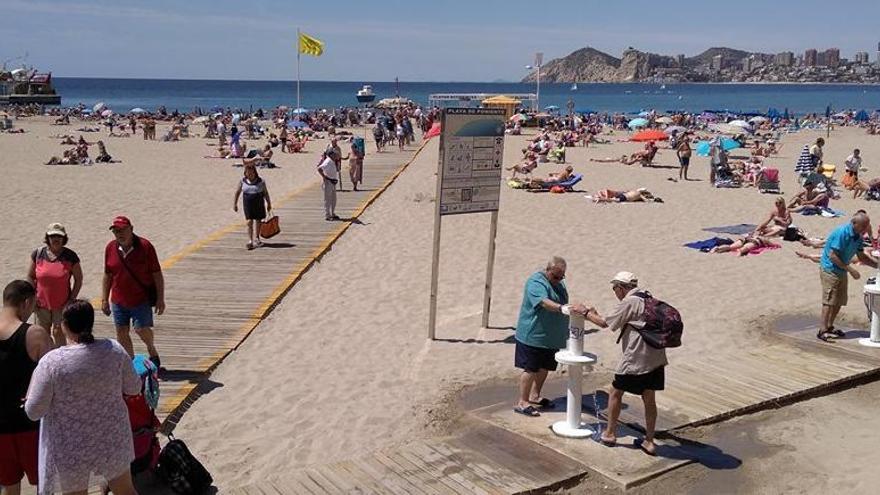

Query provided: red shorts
[0,430,39,486]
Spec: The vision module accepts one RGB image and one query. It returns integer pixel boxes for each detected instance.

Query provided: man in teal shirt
[817,213,877,341]
[514,257,585,417]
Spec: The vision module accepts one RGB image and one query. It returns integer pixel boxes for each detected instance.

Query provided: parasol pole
[296,27,301,109]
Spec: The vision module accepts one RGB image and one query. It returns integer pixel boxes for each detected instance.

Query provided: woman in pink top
[26,223,83,347]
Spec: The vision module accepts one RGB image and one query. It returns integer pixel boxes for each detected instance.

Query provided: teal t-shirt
[515,271,569,350]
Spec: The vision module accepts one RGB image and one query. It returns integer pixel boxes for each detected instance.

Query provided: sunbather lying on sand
[709,235,774,256]
[527,166,573,188]
[593,188,662,203]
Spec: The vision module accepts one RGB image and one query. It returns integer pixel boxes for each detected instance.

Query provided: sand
[3,117,880,491]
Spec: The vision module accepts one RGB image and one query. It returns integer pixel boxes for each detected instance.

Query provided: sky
[2,0,879,81]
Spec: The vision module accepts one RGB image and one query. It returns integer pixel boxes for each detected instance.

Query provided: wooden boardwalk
[228,423,589,495]
[93,141,427,424]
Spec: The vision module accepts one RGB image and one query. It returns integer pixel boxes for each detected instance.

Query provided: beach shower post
[861,279,880,348]
[551,311,597,438]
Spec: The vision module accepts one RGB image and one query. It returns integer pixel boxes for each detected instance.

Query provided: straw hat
[46,223,67,237]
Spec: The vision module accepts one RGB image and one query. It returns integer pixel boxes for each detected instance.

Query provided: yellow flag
[298,32,324,57]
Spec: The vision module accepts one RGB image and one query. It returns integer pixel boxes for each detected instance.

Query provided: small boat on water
[571,83,578,91]
[356,84,375,103]
[0,65,61,105]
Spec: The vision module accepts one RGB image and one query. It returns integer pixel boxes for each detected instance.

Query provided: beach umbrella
[631,129,668,142]
[130,108,146,114]
[655,116,674,124]
[101,109,113,117]
[627,118,649,129]
[287,120,307,129]
[231,113,241,124]
[728,120,750,128]
[534,112,552,119]
[854,110,869,122]
[544,105,560,111]
[748,116,768,123]
[192,116,209,124]
[292,107,309,114]
[93,102,106,112]
[695,138,741,156]
[509,113,527,123]
[663,125,687,135]
[424,122,441,139]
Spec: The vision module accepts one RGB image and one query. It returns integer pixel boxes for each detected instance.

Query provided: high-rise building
[676,54,685,67]
[817,51,826,67]
[775,51,794,67]
[711,54,724,71]
[823,48,840,68]
[855,51,870,64]
[804,49,818,67]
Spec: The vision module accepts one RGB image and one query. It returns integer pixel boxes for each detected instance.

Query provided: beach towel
[746,244,781,255]
[684,237,734,252]
[800,207,845,218]
[703,224,757,235]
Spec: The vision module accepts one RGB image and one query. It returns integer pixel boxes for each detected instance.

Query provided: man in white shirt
[318,149,340,221]
[845,149,862,173]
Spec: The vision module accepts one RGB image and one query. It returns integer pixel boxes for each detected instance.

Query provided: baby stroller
[128,355,161,475]
[758,167,782,194]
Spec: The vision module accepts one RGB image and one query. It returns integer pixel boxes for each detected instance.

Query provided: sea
[53,78,880,116]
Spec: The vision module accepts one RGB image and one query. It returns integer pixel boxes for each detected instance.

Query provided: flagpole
[296,27,301,109]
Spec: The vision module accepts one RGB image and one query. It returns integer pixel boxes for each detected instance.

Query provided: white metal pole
[481,210,499,328]
[296,28,301,110]
[536,64,541,112]
[428,112,445,340]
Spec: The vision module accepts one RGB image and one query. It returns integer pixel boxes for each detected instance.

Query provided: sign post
[428,108,506,340]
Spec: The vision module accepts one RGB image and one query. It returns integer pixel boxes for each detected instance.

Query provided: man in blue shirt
[817,213,877,341]
[513,257,586,417]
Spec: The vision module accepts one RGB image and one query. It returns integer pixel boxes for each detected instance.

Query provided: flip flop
[816,330,836,343]
[634,439,657,456]
[598,436,616,447]
[513,405,541,417]
[829,327,846,338]
[528,398,555,409]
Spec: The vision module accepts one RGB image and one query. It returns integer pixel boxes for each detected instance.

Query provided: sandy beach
[3,119,880,492]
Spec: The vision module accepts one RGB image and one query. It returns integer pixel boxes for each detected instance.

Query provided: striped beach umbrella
[795,145,814,177]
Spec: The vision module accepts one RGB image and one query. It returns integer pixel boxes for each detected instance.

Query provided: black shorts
[679,155,690,167]
[613,366,665,395]
[515,340,558,372]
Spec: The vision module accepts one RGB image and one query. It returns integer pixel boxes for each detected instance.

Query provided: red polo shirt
[104,236,161,307]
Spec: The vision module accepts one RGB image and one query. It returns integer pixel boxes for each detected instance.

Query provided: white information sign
[437,108,505,216]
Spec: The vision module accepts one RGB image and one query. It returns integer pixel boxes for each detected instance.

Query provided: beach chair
[528,173,583,192]
[758,168,781,194]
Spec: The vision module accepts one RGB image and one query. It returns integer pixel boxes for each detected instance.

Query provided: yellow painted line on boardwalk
[160,143,429,423]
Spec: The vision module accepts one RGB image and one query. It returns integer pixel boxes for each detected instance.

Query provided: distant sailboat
[660,84,666,90]
[571,83,578,91]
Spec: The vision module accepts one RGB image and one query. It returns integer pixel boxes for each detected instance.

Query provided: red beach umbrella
[424,122,441,139]
[631,129,668,142]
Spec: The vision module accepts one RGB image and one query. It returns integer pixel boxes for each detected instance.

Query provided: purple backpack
[617,291,683,349]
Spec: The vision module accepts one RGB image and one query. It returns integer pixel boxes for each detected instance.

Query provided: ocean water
[53,78,880,115]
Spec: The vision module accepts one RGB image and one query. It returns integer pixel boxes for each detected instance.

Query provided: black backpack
[155,436,213,494]
[616,291,683,349]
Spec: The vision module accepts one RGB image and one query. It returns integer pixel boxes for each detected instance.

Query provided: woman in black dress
[233,165,272,250]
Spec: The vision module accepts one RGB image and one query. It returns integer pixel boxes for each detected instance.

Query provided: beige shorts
[820,269,847,307]
[34,307,62,329]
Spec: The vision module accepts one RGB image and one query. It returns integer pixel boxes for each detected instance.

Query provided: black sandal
[829,326,846,338]
[816,329,836,342]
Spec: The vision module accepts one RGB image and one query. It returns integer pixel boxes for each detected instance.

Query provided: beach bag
[155,436,213,494]
[617,291,683,349]
[259,214,280,239]
[126,355,161,474]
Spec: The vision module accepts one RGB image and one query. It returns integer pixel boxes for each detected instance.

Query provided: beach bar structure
[428,93,537,112]
[481,95,522,119]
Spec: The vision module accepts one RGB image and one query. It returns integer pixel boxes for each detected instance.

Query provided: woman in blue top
[233,165,272,250]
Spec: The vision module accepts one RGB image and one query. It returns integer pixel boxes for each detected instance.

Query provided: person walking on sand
[676,132,691,181]
[513,257,586,417]
[233,165,272,250]
[318,149,340,221]
[816,213,878,341]
[25,300,141,495]
[584,272,667,456]
[101,216,165,367]
[326,138,344,191]
[26,223,83,347]
[1,280,53,495]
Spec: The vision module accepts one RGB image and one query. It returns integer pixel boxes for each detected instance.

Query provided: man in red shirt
[101,216,165,367]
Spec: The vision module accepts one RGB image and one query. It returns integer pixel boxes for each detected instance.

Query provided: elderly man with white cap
[584,271,667,456]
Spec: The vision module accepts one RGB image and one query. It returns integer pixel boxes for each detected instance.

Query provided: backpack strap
[615,291,651,344]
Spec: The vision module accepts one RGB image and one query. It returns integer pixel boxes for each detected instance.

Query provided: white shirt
[845,154,862,172]
[318,157,338,180]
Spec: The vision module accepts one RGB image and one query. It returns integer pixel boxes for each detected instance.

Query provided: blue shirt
[820,223,863,276]
[515,271,569,350]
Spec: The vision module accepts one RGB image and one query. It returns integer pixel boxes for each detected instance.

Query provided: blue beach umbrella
[292,107,309,114]
[695,138,742,156]
[855,110,870,122]
[628,118,649,129]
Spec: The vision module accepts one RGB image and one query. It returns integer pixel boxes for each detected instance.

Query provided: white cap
[610,271,638,286]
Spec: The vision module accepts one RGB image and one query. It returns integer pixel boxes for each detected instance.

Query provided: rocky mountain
[522,46,773,83]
